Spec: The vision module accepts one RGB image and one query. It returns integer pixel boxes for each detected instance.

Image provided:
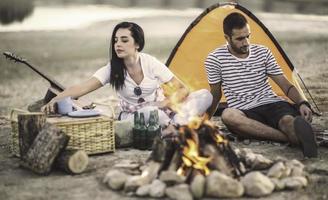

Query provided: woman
[42,22,212,125]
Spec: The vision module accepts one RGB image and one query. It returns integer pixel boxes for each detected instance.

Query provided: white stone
[281,166,292,178]
[251,154,273,170]
[159,170,186,185]
[205,171,244,198]
[124,175,146,192]
[136,184,151,197]
[166,184,193,200]
[270,178,285,191]
[286,159,305,177]
[103,169,129,190]
[241,171,275,197]
[149,179,166,198]
[290,166,305,177]
[267,162,286,178]
[281,176,308,190]
[190,174,205,199]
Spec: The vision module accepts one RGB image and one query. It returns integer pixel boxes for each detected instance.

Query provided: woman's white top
[93,53,174,106]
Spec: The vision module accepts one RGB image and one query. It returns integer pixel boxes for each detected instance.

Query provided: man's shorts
[241,101,299,130]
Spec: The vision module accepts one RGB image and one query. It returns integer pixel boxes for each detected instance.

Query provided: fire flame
[177,139,212,176]
[161,80,229,177]
[175,119,229,177]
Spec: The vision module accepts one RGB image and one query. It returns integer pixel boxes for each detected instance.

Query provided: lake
[0,5,201,32]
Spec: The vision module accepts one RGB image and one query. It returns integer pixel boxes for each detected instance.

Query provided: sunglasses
[134,86,145,103]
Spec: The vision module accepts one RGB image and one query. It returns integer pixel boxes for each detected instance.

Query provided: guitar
[3,51,95,110]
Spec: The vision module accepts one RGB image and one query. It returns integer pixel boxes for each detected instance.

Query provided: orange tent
[166,3,307,105]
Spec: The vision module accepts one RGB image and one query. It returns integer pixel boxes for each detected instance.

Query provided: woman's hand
[41,77,104,114]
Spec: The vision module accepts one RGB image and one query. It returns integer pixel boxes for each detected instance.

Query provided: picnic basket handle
[10,108,28,121]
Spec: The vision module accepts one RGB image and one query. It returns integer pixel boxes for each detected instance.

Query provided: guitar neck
[24,61,66,91]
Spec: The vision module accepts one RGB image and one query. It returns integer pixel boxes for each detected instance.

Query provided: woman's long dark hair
[109,22,145,90]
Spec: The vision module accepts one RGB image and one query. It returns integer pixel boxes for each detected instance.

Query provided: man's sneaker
[294,116,318,158]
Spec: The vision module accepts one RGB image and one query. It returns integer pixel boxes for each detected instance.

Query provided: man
[205,12,317,158]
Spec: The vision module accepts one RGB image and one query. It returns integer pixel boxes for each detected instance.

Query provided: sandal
[294,116,318,158]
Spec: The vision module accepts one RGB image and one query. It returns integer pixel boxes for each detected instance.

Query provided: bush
[0,0,34,25]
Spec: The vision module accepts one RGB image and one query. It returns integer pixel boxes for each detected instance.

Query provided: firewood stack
[17,113,89,175]
[103,119,309,199]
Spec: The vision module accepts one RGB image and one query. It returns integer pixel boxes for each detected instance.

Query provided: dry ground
[0,11,328,200]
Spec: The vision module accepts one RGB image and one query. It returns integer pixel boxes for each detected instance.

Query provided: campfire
[157,118,244,179]
[103,118,308,199]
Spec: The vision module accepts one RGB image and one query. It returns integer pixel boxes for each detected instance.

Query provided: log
[20,123,69,175]
[203,144,233,177]
[55,149,89,174]
[18,112,46,157]
[168,151,182,172]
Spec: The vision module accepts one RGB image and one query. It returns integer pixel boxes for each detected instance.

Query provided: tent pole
[296,73,322,116]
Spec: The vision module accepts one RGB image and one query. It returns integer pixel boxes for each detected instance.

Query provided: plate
[68,109,101,118]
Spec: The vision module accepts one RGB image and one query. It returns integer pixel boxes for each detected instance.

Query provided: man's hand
[299,104,312,123]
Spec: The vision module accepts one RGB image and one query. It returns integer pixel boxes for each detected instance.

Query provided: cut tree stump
[20,123,69,175]
[18,112,46,157]
[55,149,89,174]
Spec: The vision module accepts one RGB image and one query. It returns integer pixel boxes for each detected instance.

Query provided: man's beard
[231,43,249,55]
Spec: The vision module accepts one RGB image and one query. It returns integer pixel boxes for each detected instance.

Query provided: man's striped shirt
[205,44,285,110]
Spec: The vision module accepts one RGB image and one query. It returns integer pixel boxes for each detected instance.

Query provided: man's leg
[173,89,212,125]
[278,115,317,157]
[278,115,299,145]
[265,101,317,158]
[221,108,289,142]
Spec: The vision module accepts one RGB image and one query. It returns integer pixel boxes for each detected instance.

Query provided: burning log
[203,144,233,176]
[167,150,182,172]
[150,134,175,163]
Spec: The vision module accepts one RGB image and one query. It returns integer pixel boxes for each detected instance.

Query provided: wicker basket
[47,116,115,155]
[10,109,115,156]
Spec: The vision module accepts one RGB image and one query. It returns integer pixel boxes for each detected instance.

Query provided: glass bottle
[147,111,157,150]
[132,111,140,149]
[139,113,148,150]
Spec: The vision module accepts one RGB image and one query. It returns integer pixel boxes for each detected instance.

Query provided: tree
[0,0,34,25]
